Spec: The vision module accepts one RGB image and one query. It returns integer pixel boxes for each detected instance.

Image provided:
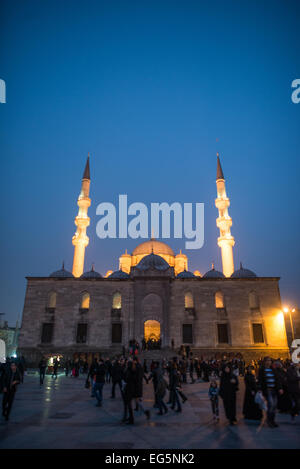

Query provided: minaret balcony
[215,198,230,211]
[77,198,91,209]
[218,236,235,248]
[216,217,232,231]
[75,217,90,228]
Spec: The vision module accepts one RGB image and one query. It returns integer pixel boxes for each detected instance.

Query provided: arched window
[215,291,224,309]
[112,292,122,310]
[47,292,57,309]
[185,292,194,309]
[81,292,90,309]
[249,291,259,310]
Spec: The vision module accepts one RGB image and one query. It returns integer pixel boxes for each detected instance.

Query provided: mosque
[18,155,289,365]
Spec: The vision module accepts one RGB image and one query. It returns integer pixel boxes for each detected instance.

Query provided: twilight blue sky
[0,0,299,325]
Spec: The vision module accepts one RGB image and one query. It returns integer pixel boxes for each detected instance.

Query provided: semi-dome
[132,239,174,257]
[81,265,102,279]
[136,253,170,271]
[203,265,225,278]
[176,270,196,278]
[107,270,130,279]
[231,263,257,279]
[50,263,74,278]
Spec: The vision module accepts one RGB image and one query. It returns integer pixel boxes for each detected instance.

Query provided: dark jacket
[94,363,106,383]
[286,365,300,394]
[3,368,21,392]
[111,362,123,382]
[134,363,144,398]
[219,371,238,399]
[124,366,138,400]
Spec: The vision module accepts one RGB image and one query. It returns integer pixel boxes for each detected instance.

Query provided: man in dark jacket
[257,357,284,427]
[122,360,137,424]
[94,359,106,407]
[286,363,300,422]
[133,358,150,419]
[2,362,21,421]
[87,358,98,397]
[38,357,47,385]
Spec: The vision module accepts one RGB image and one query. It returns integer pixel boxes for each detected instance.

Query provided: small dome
[136,253,170,271]
[108,270,130,279]
[132,239,174,257]
[50,263,74,278]
[203,264,225,278]
[81,265,102,279]
[193,270,202,277]
[177,270,195,278]
[231,263,257,279]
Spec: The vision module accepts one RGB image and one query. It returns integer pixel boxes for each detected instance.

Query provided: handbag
[254,391,267,411]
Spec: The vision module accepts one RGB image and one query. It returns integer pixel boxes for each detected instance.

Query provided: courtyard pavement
[0,371,299,449]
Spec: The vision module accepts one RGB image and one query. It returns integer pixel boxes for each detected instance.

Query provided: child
[208,379,220,421]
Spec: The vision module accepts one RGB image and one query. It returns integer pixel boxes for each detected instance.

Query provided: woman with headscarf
[219,364,239,425]
[243,366,262,420]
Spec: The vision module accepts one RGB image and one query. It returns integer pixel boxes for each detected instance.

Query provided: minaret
[72,155,91,277]
[215,153,235,277]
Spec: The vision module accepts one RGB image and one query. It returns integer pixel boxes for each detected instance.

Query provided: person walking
[156,371,168,415]
[169,363,182,413]
[87,358,98,397]
[2,362,21,421]
[133,358,150,420]
[219,365,239,425]
[148,361,161,408]
[122,360,137,424]
[243,366,262,421]
[258,357,283,428]
[286,362,300,423]
[94,359,106,407]
[189,358,195,384]
[38,357,47,386]
[258,357,284,428]
[52,359,59,379]
[111,359,123,399]
[208,379,220,422]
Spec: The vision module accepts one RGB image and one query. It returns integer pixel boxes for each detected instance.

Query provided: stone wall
[18,275,289,366]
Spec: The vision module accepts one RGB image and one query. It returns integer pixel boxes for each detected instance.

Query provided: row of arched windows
[46,291,122,310]
[47,290,259,311]
[184,291,260,310]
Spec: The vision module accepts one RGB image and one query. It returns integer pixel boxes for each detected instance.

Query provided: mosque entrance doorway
[144,320,161,350]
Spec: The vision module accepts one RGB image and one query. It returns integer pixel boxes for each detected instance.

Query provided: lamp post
[283,307,295,345]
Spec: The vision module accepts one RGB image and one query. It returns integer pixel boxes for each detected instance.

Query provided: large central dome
[132,239,175,257]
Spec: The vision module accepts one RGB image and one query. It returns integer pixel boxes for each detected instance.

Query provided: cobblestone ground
[0,372,299,449]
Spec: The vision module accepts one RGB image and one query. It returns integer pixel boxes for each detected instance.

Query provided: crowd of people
[83,354,299,427]
[1,352,299,429]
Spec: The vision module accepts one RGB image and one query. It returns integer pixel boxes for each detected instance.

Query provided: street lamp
[283,307,295,342]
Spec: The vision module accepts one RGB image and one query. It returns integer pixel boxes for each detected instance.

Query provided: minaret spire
[215,153,235,277]
[72,154,91,277]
